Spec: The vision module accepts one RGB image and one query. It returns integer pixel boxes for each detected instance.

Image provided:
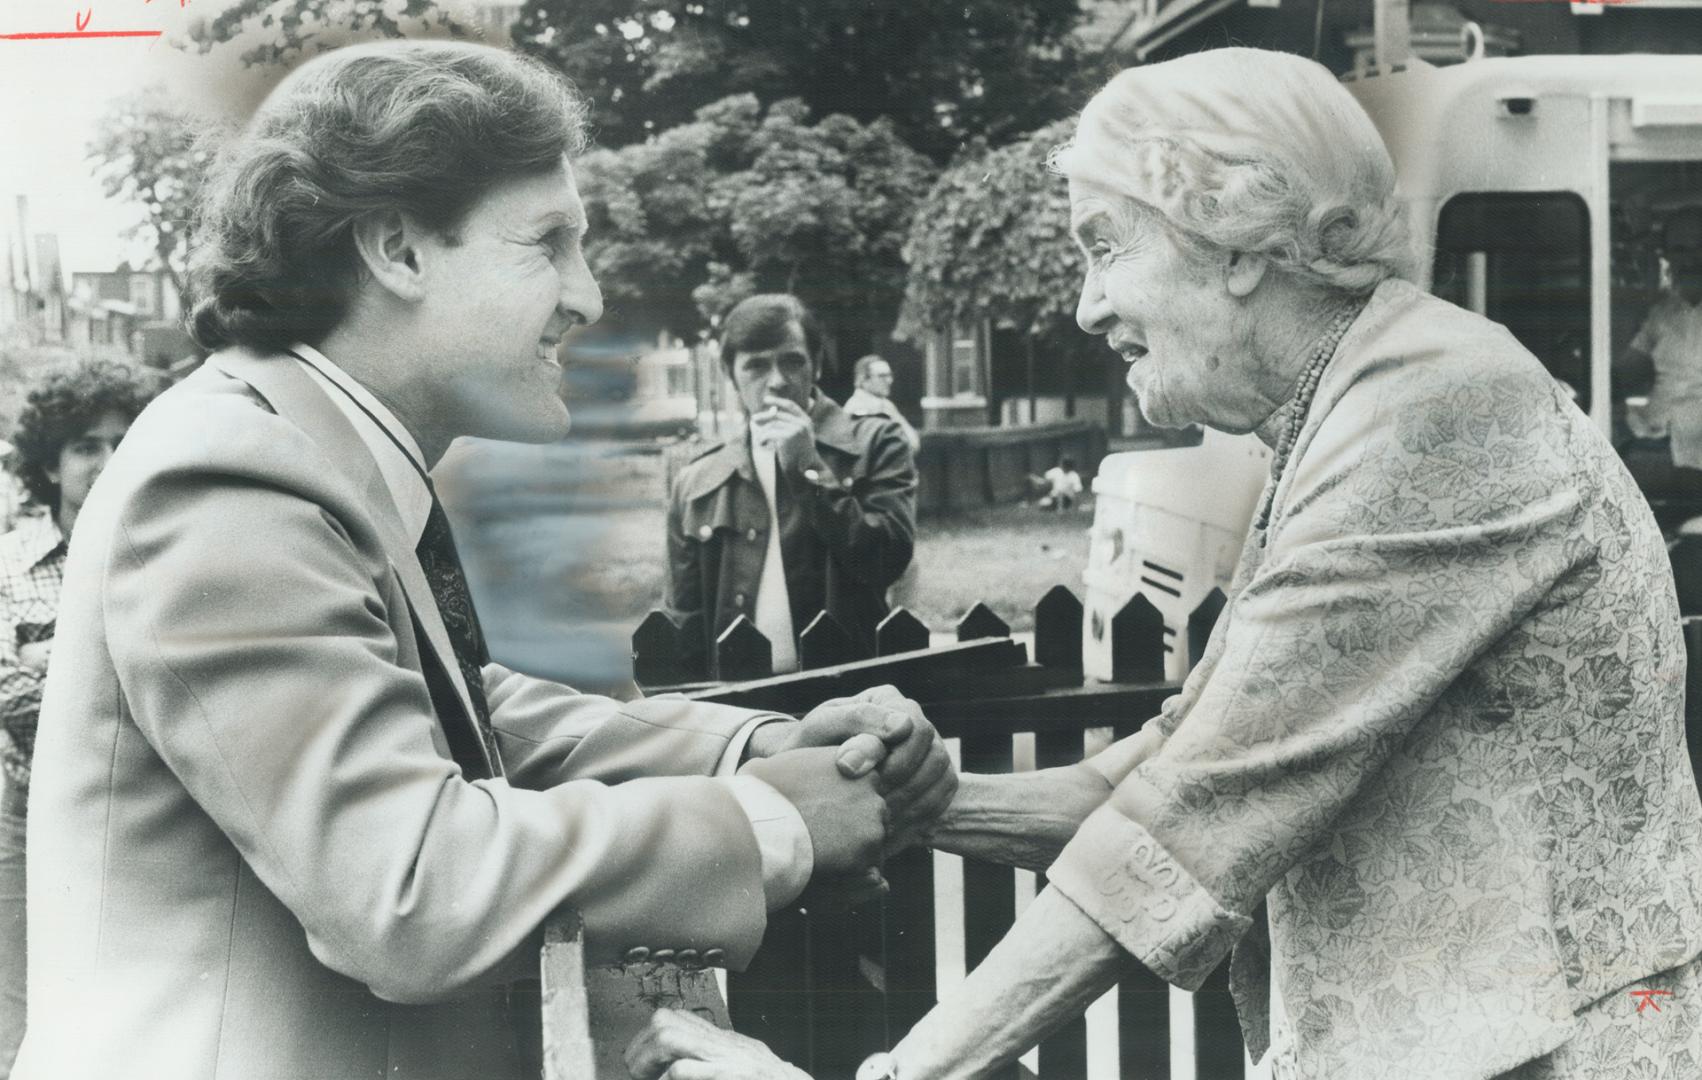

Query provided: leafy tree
[900,118,1080,339]
[514,0,1101,162]
[901,117,1125,425]
[89,1,461,307]
[185,0,465,67]
[577,93,935,368]
[86,89,220,308]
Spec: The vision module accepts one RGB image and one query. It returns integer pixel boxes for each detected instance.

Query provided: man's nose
[560,254,603,328]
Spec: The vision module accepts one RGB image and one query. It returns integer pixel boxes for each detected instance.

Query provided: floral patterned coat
[1046,279,1702,1079]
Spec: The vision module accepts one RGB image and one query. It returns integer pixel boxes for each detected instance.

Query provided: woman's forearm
[923,765,1112,872]
[891,886,1130,1080]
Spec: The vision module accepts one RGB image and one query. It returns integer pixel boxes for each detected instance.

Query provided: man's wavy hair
[10,360,164,511]
[188,40,589,354]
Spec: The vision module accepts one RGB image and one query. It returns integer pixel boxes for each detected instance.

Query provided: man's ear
[351,211,428,302]
[1225,250,1270,299]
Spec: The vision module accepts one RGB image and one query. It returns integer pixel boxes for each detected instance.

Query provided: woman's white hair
[1052,48,1417,296]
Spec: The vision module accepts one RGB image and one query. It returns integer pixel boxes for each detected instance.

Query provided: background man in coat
[17,42,951,1080]
[666,296,917,669]
[844,355,920,454]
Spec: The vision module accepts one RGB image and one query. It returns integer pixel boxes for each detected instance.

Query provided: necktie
[415,489,502,776]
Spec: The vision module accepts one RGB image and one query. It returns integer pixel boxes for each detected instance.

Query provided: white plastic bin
[1081,428,1270,683]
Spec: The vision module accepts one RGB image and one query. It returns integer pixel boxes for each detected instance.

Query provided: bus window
[1433,193,1591,410]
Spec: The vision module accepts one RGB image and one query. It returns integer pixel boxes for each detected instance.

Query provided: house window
[950,322,981,397]
[129,275,155,317]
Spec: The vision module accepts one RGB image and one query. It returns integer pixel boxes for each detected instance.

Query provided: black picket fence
[633,582,1231,694]
[624,592,1702,1080]
[628,584,1257,1079]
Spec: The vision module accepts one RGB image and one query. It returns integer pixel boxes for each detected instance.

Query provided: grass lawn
[903,503,1092,633]
[439,438,1092,689]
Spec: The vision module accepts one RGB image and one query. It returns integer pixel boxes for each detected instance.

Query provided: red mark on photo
[1,6,165,40]
[1630,988,1673,1014]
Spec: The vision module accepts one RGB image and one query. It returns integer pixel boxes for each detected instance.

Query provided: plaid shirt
[0,511,65,791]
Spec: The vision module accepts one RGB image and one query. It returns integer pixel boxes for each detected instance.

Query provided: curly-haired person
[0,358,161,1078]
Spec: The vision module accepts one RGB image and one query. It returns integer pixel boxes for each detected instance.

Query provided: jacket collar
[206,350,400,545]
[203,349,484,754]
[678,391,864,502]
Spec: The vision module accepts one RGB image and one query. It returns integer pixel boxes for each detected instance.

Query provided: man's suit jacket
[18,350,775,1080]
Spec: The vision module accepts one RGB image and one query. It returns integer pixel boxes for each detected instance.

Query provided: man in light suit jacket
[16,41,953,1080]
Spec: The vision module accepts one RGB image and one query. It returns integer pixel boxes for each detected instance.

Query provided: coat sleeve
[792,419,917,589]
[101,462,769,1005]
[483,662,781,788]
[1047,368,1594,990]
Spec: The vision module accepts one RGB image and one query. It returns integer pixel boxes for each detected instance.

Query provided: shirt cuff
[1046,803,1251,991]
[724,774,814,910]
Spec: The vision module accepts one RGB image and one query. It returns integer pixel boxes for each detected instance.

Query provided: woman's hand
[626,1008,812,1080]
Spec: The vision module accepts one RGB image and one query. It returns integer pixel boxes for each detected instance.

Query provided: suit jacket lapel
[206,351,488,767]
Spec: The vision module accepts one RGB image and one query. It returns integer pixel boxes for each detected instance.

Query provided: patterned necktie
[415,489,502,776]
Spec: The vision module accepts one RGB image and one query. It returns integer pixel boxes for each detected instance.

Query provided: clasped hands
[739,684,954,906]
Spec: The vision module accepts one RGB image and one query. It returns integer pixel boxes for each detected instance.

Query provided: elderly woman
[631,48,1702,1080]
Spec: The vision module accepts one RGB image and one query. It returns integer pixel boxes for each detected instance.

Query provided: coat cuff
[1047,803,1252,991]
[723,774,814,910]
[1083,722,1167,788]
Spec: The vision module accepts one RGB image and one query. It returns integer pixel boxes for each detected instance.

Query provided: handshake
[737,685,955,906]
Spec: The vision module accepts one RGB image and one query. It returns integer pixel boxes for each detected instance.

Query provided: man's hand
[750,394,822,477]
[740,747,885,878]
[796,865,890,913]
[854,686,956,854]
[626,1008,811,1080]
[745,686,957,852]
[744,686,915,770]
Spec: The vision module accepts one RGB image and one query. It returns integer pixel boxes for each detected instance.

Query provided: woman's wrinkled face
[1069,177,1266,433]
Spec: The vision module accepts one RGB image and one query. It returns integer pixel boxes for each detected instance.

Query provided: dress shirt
[750,438,799,674]
[0,512,64,792]
[290,344,811,908]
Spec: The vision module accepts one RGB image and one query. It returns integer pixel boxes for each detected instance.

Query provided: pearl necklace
[1253,302,1362,541]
